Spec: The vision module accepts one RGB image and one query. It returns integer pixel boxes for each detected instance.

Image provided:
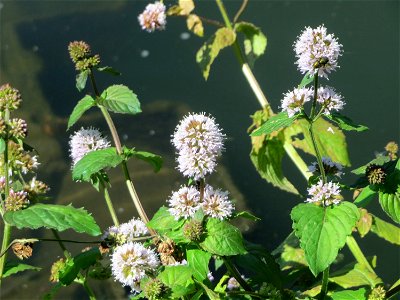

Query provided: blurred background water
[0,0,399,299]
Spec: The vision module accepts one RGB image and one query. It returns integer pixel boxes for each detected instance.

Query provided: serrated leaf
[3,261,41,277]
[67,95,95,130]
[196,27,236,80]
[147,206,185,232]
[291,202,360,276]
[0,138,5,154]
[330,288,368,300]
[285,117,351,166]
[251,111,300,136]
[96,66,121,76]
[379,190,400,224]
[158,265,195,298]
[330,262,383,288]
[187,249,211,281]
[4,204,101,236]
[354,186,377,207]
[371,214,400,245]
[250,133,299,194]
[72,147,123,182]
[200,218,246,256]
[124,148,163,172]
[234,22,267,67]
[187,14,203,37]
[356,209,372,237]
[59,247,101,285]
[298,72,315,88]
[326,112,368,132]
[76,70,89,92]
[99,84,141,115]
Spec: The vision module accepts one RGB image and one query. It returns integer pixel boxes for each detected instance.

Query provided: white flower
[281,87,313,117]
[176,148,218,180]
[202,185,234,220]
[69,127,111,167]
[308,157,343,177]
[294,25,342,78]
[168,185,201,219]
[111,242,159,293]
[306,179,341,206]
[138,1,167,32]
[317,86,345,114]
[104,218,149,246]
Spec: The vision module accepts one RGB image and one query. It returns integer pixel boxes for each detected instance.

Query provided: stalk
[223,257,252,292]
[99,175,119,226]
[319,267,330,300]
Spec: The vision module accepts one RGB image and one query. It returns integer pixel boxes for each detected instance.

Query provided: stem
[81,278,96,300]
[223,257,252,292]
[51,229,67,252]
[319,266,330,300]
[99,176,119,226]
[346,235,374,273]
[233,0,249,23]
[387,279,400,299]
[0,224,11,280]
[308,123,326,183]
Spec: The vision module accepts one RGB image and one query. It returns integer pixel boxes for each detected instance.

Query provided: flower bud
[368,286,386,300]
[143,278,166,300]
[5,189,29,211]
[183,220,203,241]
[68,41,91,63]
[9,118,28,139]
[385,141,398,160]
[49,258,66,282]
[0,83,22,111]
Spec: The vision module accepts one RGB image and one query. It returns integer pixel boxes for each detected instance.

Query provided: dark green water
[0,0,399,298]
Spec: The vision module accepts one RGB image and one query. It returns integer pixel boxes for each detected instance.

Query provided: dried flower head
[294,25,342,78]
[385,141,398,160]
[366,164,386,185]
[317,86,345,114]
[111,242,159,293]
[12,241,34,260]
[157,239,184,266]
[5,189,29,211]
[202,185,234,220]
[138,1,167,32]
[69,127,111,167]
[281,87,313,117]
[168,185,201,219]
[0,83,22,111]
[306,180,341,206]
[9,118,28,139]
[308,157,343,177]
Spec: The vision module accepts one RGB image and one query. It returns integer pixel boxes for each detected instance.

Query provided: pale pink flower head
[306,179,341,206]
[281,87,313,117]
[168,185,201,219]
[202,185,234,220]
[317,86,345,114]
[138,1,167,32]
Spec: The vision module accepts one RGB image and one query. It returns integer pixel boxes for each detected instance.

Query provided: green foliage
[291,202,360,276]
[234,22,267,67]
[329,288,368,300]
[326,112,368,132]
[379,189,400,224]
[330,262,382,288]
[298,72,315,88]
[96,66,121,76]
[67,95,95,130]
[59,247,101,285]
[196,27,236,80]
[4,204,101,236]
[99,84,141,115]
[200,218,246,256]
[0,138,5,154]
[370,214,400,245]
[76,70,89,92]
[233,211,260,221]
[351,156,391,175]
[3,261,41,277]
[147,206,185,232]
[354,186,377,207]
[356,209,372,237]
[123,147,163,172]
[72,147,123,182]
[285,118,351,166]
[186,249,211,282]
[158,265,195,298]
[251,111,301,136]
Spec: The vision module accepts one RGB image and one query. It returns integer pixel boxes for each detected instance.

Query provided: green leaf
[291,202,360,276]
[251,112,300,136]
[285,117,351,166]
[187,249,211,282]
[233,211,260,221]
[326,112,368,132]
[330,288,368,300]
[76,70,89,92]
[96,66,121,76]
[99,84,141,115]
[250,133,299,194]
[67,95,95,130]
[354,186,377,207]
[196,281,220,300]
[123,148,163,172]
[234,22,267,67]
[200,218,246,256]
[4,203,101,236]
[351,156,391,175]
[196,27,236,80]
[3,261,41,277]
[356,209,372,237]
[72,147,123,182]
[298,72,315,88]
[330,262,382,288]
[379,189,400,224]
[59,247,101,285]
[371,214,400,245]
[0,138,5,154]
[158,265,195,298]
[147,206,185,232]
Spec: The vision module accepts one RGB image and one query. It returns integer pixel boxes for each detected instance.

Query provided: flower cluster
[294,25,342,78]
[68,41,100,71]
[138,1,167,32]
[306,180,341,206]
[0,83,22,111]
[172,113,225,180]
[69,127,111,167]
[104,218,149,246]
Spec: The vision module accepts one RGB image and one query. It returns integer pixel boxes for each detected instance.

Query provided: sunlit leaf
[187,249,211,281]
[330,262,383,288]
[187,14,203,37]
[96,66,121,76]
[123,147,163,172]
[330,288,368,300]
[67,95,95,130]
[291,202,360,276]
[0,138,5,154]
[251,112,300,136]
[76,70,89,92]
[379,188,400,224]
[158,265,195,298]
[371,214,400,245]
[4,204,101,236]
[356,208,372,237]
[354,186,377,208]
[147,206,185,232]
[298,72,315,88]
[99,84,141,115]
[178,0,194,15]
[326,112,368,132]
[3,261,41,277]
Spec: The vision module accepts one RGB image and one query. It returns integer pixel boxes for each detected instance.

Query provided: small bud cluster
[385,141,398,160]
[68,41,101,71]
[0,83,22,111]
[143,278,166,300]
[368,286,386,300]
[5,189,29,211]
[366,164,386,185]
